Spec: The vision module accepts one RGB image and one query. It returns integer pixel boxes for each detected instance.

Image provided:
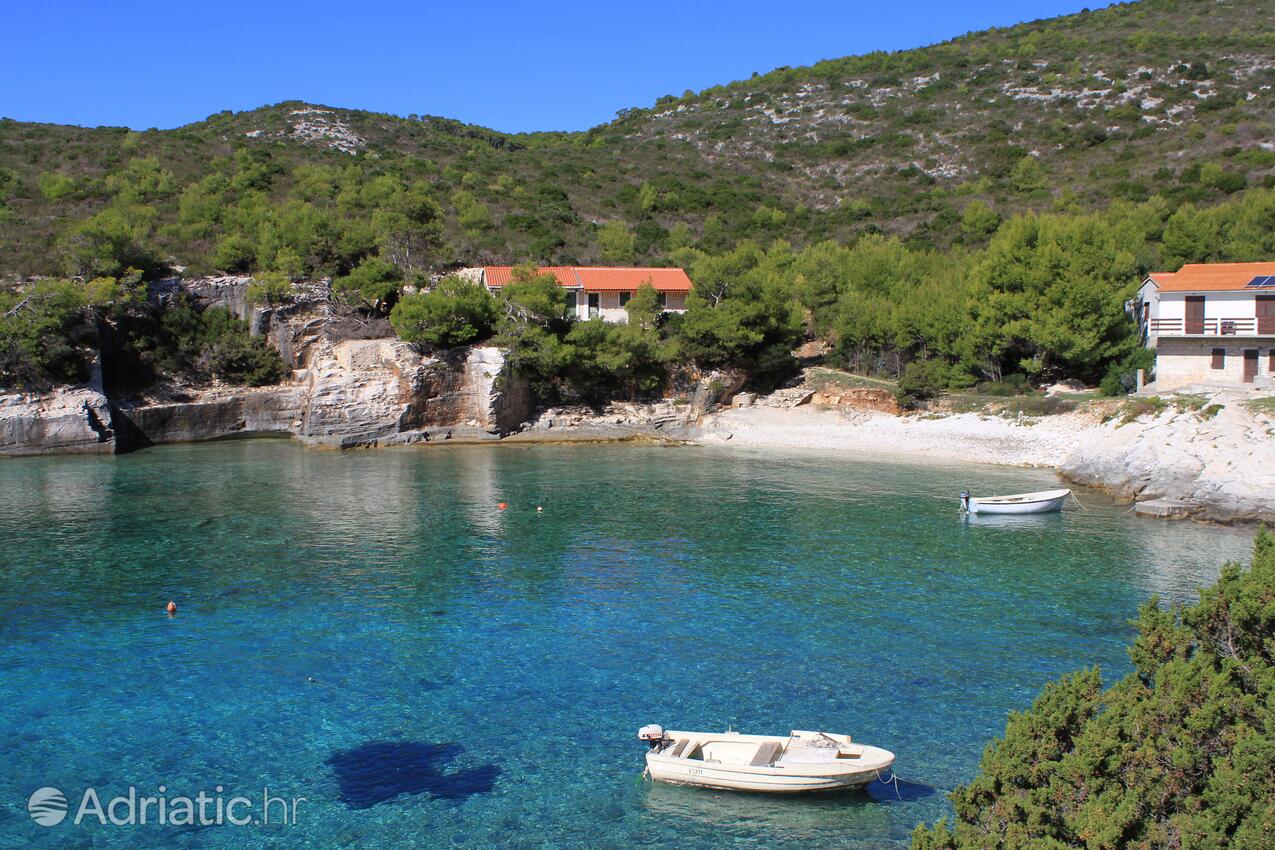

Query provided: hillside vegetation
[1,0,1272,275]
[2,0,1275,399]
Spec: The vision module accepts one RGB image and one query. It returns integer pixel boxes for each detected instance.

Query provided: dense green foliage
[0,275,286,392]
[912,530,1275,850]
[389,275,500,348]
[2,0,1274,397]
[781,186,1275,388]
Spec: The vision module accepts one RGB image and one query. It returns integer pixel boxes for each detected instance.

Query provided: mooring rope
[875,770,953,800]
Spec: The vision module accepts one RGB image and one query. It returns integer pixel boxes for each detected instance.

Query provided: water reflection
[641,781,892,843]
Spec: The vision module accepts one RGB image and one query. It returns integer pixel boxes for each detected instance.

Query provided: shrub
[1099,348,1155,397]
[912,531,1275,850]
[0,279,93,388]
[389,276,499,348]
[202,333,289,386]
[1117,395,1168,423]
[332,257,403,311]
[895,359,950,408]
[974,374,1032,396]
[245,272,293,307]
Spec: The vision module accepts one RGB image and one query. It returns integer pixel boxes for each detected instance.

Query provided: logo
[25,784,305,829]
[28,787,68,826]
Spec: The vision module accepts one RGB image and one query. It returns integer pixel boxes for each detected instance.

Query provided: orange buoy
[166,600,177,615]
[497,502,508,510]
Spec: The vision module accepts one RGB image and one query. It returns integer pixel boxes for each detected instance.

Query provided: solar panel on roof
[1246,276,1275,287]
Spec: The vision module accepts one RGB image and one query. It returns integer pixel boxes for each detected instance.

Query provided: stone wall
[1154,337,1275,390]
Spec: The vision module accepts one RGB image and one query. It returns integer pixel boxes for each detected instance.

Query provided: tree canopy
[913,530,1275,850]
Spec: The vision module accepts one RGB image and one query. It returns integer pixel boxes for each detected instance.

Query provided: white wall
[573,290,689,323]
[1156,292,1261,322]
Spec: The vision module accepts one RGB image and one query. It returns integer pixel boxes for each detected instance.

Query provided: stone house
[1133,261,1275,389]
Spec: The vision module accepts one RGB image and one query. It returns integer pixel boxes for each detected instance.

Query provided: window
[656,292,667,308]
[1211,348,1226,370]
[1270,350,1275,373]
[619,292,631,307]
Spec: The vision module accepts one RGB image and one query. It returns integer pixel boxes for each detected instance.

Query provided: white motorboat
[960,488,1070,515]
[638,726,894,793]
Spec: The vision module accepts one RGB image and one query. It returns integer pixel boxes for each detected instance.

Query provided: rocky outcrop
[0,356,115,456]
[688,369,748,417]
[98,341,534,452]
[0,384,114,455]
[111,388,303,448]
[465,347,533,434]
[810,388,901,415]
[1060,393,1275,524]
[515,401,697,443]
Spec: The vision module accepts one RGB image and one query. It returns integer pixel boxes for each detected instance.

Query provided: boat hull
[646,753,886,793]
[966,489,1069,515]
[643,731,895,794]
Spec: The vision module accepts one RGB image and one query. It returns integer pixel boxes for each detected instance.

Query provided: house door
[1185,296,1205,334]
[1243,349,1258,383]
[587,292,599,319]
[1258,295,1275,334]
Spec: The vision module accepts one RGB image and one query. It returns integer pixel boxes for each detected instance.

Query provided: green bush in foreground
[912,530,1275,850]
[389,276,499,348]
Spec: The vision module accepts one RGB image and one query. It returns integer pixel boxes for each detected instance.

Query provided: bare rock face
[0,385,114,455]
[1061,393,1275,524]
[0,355,114,456]
[519,401,696,442]
[689,369,748,416]
[810,388,901,415]
[101,341,534,452]
[110,388,305,447]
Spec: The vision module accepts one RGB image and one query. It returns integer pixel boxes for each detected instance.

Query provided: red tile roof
[482,266,692,292]
[482,266,578,288]
[1147,262,1275,292]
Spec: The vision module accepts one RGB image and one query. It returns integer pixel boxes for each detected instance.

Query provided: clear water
[0,441,1255,849]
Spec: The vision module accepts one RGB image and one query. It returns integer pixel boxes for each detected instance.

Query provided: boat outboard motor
[959,490,971,513]
[638,724,667,750]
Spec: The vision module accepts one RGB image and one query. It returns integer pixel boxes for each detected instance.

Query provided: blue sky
[4,0,1107,133]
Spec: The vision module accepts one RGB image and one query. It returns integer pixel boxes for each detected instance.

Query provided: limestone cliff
[0,276,534,455]
[0,384,114,455]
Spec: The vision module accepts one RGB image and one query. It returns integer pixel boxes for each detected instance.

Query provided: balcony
[1147,317,1275,337]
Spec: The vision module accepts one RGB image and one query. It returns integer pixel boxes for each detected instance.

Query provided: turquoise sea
[0,441,1255,849]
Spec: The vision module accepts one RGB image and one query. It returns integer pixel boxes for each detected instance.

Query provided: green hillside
[1,0,1272,278]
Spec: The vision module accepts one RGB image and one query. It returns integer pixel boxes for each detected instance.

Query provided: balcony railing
[1147,317,1273,336]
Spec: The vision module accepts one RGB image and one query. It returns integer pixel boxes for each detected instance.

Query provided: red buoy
[497,502,508,510]
[166,601,177,615]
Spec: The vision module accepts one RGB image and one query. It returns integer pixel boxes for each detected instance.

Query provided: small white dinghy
[960,488,1070,515]
[638,726,894,793]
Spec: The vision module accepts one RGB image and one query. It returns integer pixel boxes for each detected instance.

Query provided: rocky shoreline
[2,276,1272,525]
[4,374,1273,524]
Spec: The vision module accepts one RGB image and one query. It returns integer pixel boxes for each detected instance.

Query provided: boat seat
[667,739,690,757]
[750,741,784,767]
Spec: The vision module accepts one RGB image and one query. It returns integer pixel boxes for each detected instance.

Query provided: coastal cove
[0,441,1254,849]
